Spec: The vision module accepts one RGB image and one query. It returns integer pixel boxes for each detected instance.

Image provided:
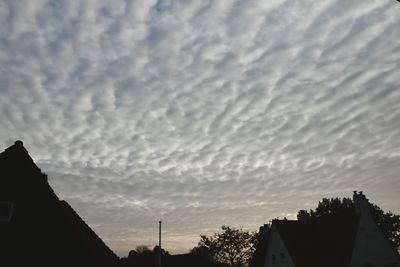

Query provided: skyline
[1,0,400,256]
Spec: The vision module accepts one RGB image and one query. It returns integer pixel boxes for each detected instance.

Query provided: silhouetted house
[0,141,119,267]
[120,249,230,267]
[164,253,230,267]
[260,192,400,267]
[250,224,271,267]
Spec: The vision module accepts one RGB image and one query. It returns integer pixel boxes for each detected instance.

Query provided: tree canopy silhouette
[135,245,151,254]
[192,225,259,267]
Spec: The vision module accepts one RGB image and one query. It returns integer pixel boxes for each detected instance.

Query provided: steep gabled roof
[273,212,360,267]
[58,200,119,262]
[251,224,271,267]
[0,141,119,267]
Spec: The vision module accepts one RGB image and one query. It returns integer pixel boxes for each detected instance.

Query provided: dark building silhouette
[250,224,271,267]
[256,192,400,267]
[0,141,119,267]
[120,249,230,267]
[164,253,230,267]
[266,213,360,266]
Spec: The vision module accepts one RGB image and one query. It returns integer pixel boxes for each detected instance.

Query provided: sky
[1,0,400,256]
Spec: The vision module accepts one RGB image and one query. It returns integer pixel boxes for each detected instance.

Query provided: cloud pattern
[1,0,400,255]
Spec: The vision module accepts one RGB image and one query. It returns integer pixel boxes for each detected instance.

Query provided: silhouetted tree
[192,225,259,267]
[310,197,354,217]
[190,244,214,262]
[153,245,170,257]
[135,245,151,254]
[121,245,169,267]
[310,197,400,250]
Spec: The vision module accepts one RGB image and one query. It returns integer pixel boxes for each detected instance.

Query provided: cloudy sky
[1,0,400,256]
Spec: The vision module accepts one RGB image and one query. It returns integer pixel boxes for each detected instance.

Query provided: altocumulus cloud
[1,0,400,255]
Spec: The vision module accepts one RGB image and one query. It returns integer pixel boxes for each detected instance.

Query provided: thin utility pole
[158,221,162,267]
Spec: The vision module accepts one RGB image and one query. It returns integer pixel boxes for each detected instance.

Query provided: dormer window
[0,201,14,222]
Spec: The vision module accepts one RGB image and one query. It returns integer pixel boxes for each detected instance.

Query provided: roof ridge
[58,200,119,259]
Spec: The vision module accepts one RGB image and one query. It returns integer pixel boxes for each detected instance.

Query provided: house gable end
[350,193,400,266]
[264,224,296,267]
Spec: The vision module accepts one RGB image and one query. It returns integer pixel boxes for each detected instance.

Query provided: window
[364,263,373,267]
[272,254,276,264]
[0,201,14,222]
[281,252,285,260]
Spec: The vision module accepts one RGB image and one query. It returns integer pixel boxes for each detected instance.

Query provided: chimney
[297,210,311,223]
[353,191,371,216]
[14,140,23,146]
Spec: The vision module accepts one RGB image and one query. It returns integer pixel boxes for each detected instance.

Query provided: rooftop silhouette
[256,192,400,267]
[0,141,119,267]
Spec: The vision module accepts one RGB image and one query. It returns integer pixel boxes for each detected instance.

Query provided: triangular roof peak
[271,204,360,267]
